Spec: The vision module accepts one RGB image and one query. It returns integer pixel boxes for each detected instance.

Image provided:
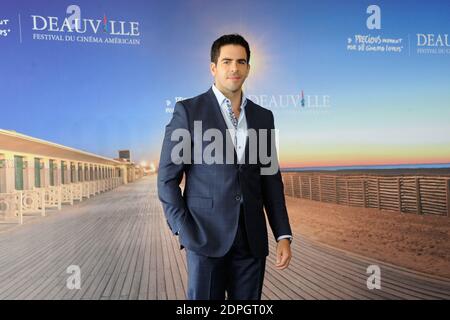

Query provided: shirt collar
[212,84,247,110]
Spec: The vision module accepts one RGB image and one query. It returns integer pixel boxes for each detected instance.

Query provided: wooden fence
[0,177,123,224]
[281,172,450,217]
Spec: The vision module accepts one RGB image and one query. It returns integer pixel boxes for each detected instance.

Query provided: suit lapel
[243,100,256,166]
[206,88,239,166]
[206,88,228,134]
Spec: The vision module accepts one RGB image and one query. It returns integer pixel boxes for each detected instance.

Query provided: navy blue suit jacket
[157,88,292,258]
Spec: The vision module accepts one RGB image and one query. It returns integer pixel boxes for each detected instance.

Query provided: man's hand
[275,239,292,270]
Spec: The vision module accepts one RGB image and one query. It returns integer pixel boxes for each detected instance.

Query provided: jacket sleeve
[260,111,292,240]
[157,102,189,235]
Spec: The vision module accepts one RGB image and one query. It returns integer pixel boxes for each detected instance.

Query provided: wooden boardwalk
[0,176,449,300]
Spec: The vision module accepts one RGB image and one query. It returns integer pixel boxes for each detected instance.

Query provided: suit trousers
[186,205,266,300]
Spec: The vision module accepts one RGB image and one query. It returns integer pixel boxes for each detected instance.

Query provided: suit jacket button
[235,195,241,201]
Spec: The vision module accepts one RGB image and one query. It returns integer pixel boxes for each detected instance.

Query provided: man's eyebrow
[220,57,248,62]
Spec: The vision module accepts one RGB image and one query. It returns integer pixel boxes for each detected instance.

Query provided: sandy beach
[286,195,450,278]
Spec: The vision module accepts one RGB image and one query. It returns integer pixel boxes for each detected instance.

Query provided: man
[158,34,292,300]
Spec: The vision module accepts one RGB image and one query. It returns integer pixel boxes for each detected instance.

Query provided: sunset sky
[1,0,450,169]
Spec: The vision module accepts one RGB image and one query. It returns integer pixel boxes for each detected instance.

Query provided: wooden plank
[267,238,399,300]
[377,178,380,209]
[165,225,187,299]
[446,179,450,218]
[91,208,141,299]
[160,216,176,300]
[290,174,295,197]
[118,214,147,299]
[416,177,422,215]
[147,202,158,300]
[136,215,151,300]
[309,177,312,200]
[0,209,103,299]
[289,236,450,298]
[42,212,122,300]
[128,209,150,300]
[318,176,322,202]
[155,207,167,299]
[282,240,430,299]
[299,176,303,198]
[0,176,449,300]
[100,214,140,299]
[78,210,135,299]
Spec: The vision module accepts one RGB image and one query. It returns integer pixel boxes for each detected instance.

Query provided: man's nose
[230,61,238,72]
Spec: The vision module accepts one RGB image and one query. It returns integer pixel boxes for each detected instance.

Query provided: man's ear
[210,62,216,77]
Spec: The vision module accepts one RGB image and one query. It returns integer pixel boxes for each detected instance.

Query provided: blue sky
[1,0,449,167]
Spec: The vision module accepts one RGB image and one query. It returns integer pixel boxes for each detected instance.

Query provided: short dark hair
[210,34,251,65]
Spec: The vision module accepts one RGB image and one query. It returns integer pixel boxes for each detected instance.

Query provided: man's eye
[223,61,229,64]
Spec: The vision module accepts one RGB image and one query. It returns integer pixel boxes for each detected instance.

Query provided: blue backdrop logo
[416,33,450,54]
[30,4,141,45]
[366,4,381,30]
[347,4,403,54]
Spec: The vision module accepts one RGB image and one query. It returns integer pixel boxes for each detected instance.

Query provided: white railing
[0,177,124,225]
[61,184,73,205]
[0,192,22,224]
[72,183,83,202]
[21,189,45,217]
[94,181,98,193]
[82,182,90,199]
[44,186,62,210]
[89,181,96,196]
